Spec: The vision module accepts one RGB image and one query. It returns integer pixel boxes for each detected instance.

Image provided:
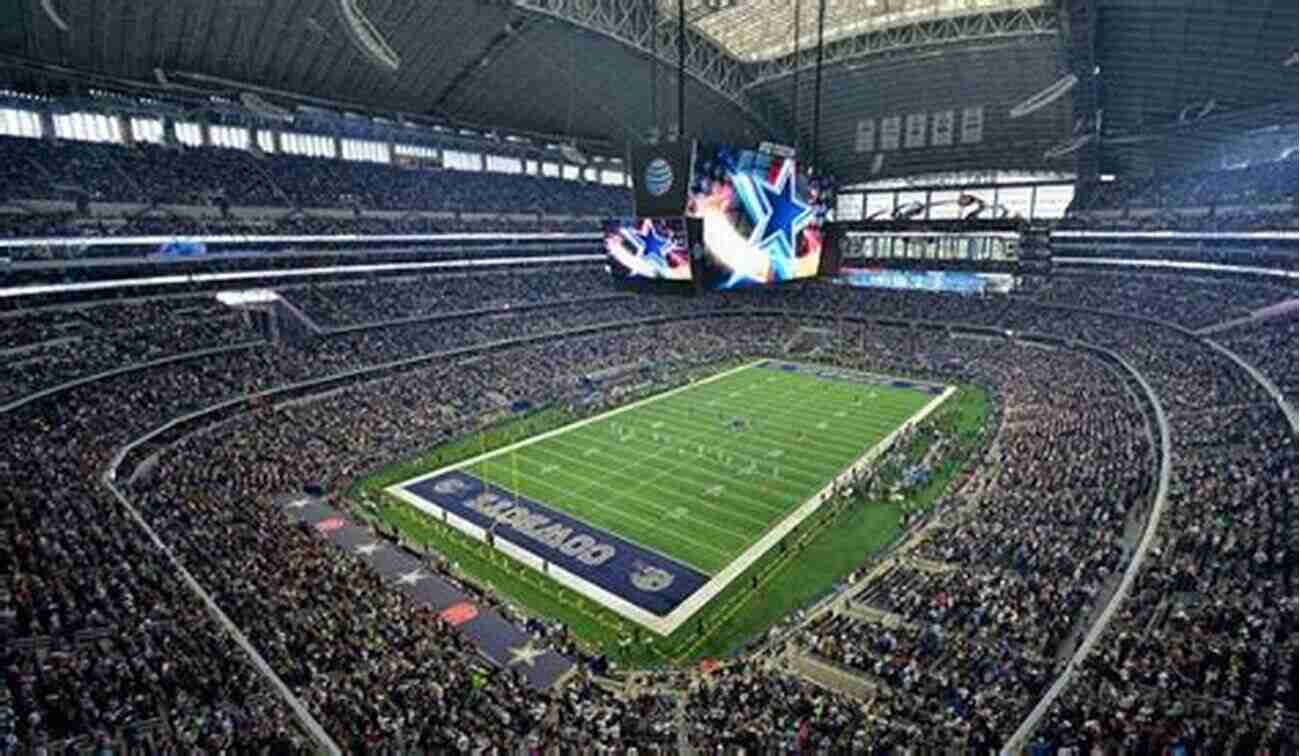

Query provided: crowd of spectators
[282,267,614,327]
[0,135,631,219]
[0,268,644,405]
[1212,315,1300,405]
[2,260,1295,752]
[1023,271,1293,331]
[784,340,1151,750]
[0,211,599,244]
[0,298,261,405]
[1063,158,1298,231]
[1030,399,1297,752]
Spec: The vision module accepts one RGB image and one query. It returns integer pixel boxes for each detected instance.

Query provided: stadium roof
[659,0,1044,62]
[0,0,1293,180]
[1085,0,1299,174]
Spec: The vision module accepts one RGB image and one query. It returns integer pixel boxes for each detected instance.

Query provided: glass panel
[864,192,895,219]
[927,190,961,219]
[896,190,928,219]
[1031,183,1075,219]
[836,193,864,220]
[998,186,1032,219]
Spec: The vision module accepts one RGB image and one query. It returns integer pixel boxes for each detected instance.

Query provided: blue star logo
[754,161,813,254]
[727,159,813,285]
[621,220,673,265]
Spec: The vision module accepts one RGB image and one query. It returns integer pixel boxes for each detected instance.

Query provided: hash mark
[704,485,724,497]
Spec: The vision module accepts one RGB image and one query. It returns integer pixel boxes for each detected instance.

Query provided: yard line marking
[557,422,823,496]
[527,438,781,526]
[479,455,746,560]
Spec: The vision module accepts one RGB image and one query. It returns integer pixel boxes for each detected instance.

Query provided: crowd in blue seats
[1,263,1295,752]
[0,135,630,217]
[1062,159,1298,231]
[1213,316,1299,405]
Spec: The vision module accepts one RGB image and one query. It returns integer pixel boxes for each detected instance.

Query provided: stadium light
[1009,74,1077,119]
[40,0,69,32]
[560,143,589,165]
[334,0,401,72]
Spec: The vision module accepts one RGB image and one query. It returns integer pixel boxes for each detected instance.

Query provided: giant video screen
[687,143,830,290]
[602,217,693,282]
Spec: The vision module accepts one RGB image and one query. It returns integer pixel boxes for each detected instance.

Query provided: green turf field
[449,360,937,576]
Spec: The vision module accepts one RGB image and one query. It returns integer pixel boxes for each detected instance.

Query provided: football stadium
[0,0,1296,752]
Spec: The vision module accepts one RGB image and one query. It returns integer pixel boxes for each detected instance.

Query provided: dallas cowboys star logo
[750,160,813,255]
[395,569,427,586]
[507,642,545,668]
[621,220,673,265]
[354,542,381,556]
[284,498,309,510]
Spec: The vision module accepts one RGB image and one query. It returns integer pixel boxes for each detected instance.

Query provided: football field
[391,359,948,633]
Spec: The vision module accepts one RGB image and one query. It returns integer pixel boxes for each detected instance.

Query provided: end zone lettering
[403,469,709,617]
[467,491,616,567]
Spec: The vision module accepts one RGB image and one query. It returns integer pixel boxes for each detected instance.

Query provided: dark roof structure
[0,0,1294,178]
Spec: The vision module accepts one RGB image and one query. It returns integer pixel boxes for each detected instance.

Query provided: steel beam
[514,0,787,140]
[747,7,1057,88]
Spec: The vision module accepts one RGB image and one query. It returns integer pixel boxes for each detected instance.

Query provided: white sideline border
[386,360,956,636]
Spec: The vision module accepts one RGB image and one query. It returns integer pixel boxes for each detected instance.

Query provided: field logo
[644,157,674,197]
[630,562,675,593]
[435,477,469,495]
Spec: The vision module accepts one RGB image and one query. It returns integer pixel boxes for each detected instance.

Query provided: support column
[39,110,56,141]
[810,0,826,173]
[677,0,686,141]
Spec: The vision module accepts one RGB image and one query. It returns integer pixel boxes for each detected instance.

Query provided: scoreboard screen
[686,142,832,290]
[826,219,1026,274]
[602,217,693,282]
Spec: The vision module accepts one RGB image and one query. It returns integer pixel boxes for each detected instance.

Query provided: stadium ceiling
[0,0,1057,157]
[0,0,1293,179]
[655,0,1044,62]
[1081,0,1299,175]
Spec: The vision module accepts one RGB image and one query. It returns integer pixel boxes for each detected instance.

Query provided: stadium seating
[0,135,632,234]
[2,256,1296,751]
[1063,158,1299,231]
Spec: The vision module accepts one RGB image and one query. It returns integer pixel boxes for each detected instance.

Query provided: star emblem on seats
[355,542,381,556]
[395,569,426,586]
[507,642,546,668]
[284,498,309,509]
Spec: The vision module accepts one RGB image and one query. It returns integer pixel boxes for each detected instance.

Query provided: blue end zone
[758,360,946,394]
[404,471,710,617]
